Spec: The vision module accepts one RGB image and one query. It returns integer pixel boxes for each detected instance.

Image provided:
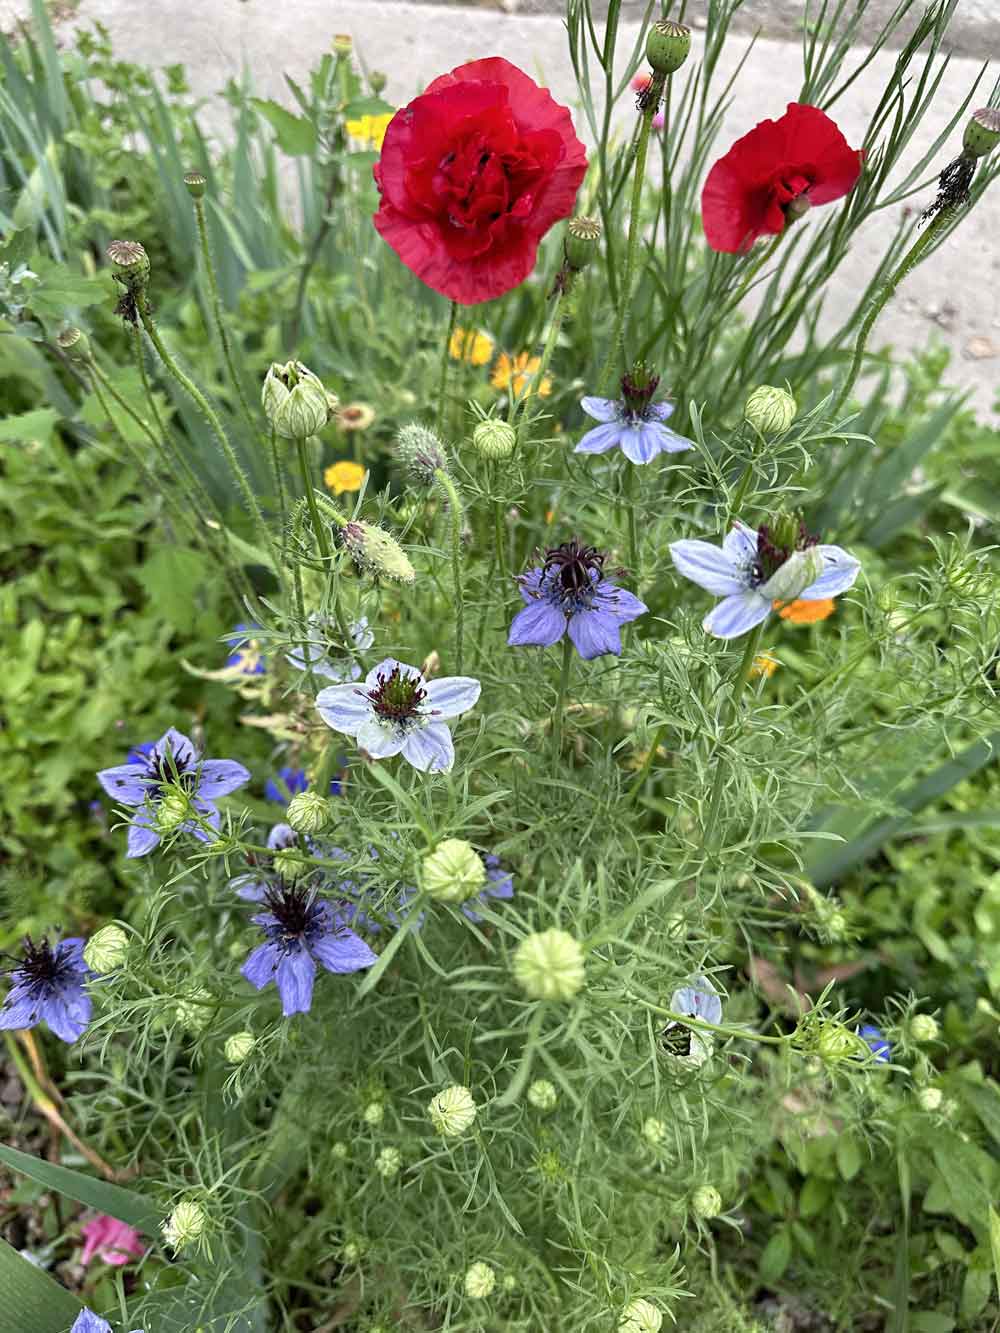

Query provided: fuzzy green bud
[394,422,451,487]
[645,19,691,75]
[363,1100,385,1126]
[338,520,416,584]
[815,1021,866,1063]
[224,1030,254,1064]
[471,418,517,460]
[285,790,332,835]
[183,170,207,198]
[342,1238,364,1264]
[162,1198,206,1251]
[155,787,191,833]
[918,1086,943,1112]
[106,239,150,294]
[910,1014,940,1043]
[691,1184,723,1219]
[83,924,129,973]
[273,848,307,881]
[642,1116,668,1148]
[56,325,91,362]
[428,1084,477,1137]
[744,384,797,436]
[262,361,329,440]
[527,1079,558,1112]
[464,1262,496,1299]
[963,108,1000,159]
[513,929,585,1001]
[422,839,486,904]
[564,215,602,271]
[175,986,213,1034]
[620,1298,664,1333]
[375,1146,401,1179]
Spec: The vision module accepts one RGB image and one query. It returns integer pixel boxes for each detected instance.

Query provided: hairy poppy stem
[437,300,459,439]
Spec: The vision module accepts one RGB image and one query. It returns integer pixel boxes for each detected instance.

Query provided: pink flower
[80,1214,145,1268]
[652,111,665,131]
[631,72,652,93]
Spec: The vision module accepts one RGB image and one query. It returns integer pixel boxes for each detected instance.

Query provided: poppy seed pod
[646,20,691,75]
[56,325,91,362]
[262,361,329,440]
[183,170,207,199]
[963,108,1000,159]
[106,239,150,289]
[512,929,585,1000]
[564,215,602,272]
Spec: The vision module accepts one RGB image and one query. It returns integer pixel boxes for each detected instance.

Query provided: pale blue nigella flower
[575,366,693,464]
[670,516,860,639]
[96,728,251,858]
[223,622,266,675]
[461,853,515,922]
[508,539,647,660]
[286,614,374,682]
[316,658,480,774]
[660,973,723,1068]
[71,1307,142,1333]
[0,936,92,1043]
[858,1023,891,1063]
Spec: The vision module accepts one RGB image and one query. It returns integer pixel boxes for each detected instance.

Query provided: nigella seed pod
[745,385,797,435]
[422,838,486,903]
[645,19,691,75]
[963,108,1000,159]
[56,325,91,363]
[564,215,602,272]
[338,520,416,584]
[471,418,517,460]
[394,422,450,487]
[183,170,207,199]
[106,239,150,288]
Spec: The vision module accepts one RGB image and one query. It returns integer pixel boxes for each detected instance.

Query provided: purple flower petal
[507,599,566,649]
[275,949,316,1016]
[670,539,746,596]
[126,815,160,859]
[702,590,771,639]
[574,421,622,455]
[647,401,675,422]
[95,763,150,805]
[241,941,281,989]
[402,722,454,773]
[187,799,221,844]
[654,423,694,453]
[156,728,199,768]
[517,567,544,602]
[231,875,268,902]
[41,986,92,1044]
[423,675,481,719]
[567,607,623,659]
[580,396,619,423]
[0,990,40,1032]
[310,927,377,974]
[592,581,648,624]
[197,759,251,799]
[71,1312,114,1333]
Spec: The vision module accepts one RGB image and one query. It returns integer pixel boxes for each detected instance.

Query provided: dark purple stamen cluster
[9,936,71,1001]
[620,364,661,416]
[261,883,323,950]
[752,520,817,584]
[541,539,606,599]
[365,667,427,723]
[142,740,197,798]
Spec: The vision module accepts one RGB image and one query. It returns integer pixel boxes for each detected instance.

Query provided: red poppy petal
[777,102,864,204]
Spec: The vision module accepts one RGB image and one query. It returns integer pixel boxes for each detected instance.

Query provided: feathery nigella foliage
[4,1,1000,1330]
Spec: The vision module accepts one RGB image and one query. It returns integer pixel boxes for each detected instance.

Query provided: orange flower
[775,598,836,624]
[491,351,552,400]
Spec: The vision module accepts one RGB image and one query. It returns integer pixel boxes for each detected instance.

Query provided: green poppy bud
[422,838,486,903]
[963,108,1000,159]
[645,19,691,75]
[619,1298,664,1332]
[463,1262,496,1299]
[262,361,329,440]
[471,418,517,460]
[183,170,207,199]
[691,1184,723,1219]
[83,924,129,973]
[564,215,602,272]
[744,384,797,435]
[285,790,332,835]
[428,1084,477,1136]
[394,422,450,488]
[512,929,585,1001]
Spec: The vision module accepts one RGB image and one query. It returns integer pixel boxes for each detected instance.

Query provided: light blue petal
[655,424,694,454]
[507,599,566,648]
[311,928,377,974]
[702,591,771,639]
[647,401,675,422]
[799,545,861,599]
[722,521,758,565]
[275,949,316,1016]
[315,683,371,735]
[402,722,454,773]
[580,395,618,423]
[574,422,621,455]
[616,426,650,463]
[423,675,482,719]
[670,540,746,596]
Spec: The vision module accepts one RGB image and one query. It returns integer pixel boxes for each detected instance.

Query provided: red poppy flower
[701,103,863,254]
[373,57,587,305]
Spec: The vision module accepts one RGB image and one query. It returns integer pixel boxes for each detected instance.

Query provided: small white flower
[316,657,480,774]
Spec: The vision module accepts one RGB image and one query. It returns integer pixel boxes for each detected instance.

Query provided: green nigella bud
[918,1086,943,1112]
[338,519,416,584]
[645,19,691,75]
[963,107,1000,159]
[175,986,213,1034]
[162,1198,207,1251]
[526,1079,557,1111]
[370,70,387,95]
[744,384,797,435]
[261,360,329,440]
[183,170,207,199]
[273,848,307,880]
[564,215,602,271]
[285,790,332,835]
[815,1021,866,1063]
[83,924,129,973]
[910,1014,940,1043]
[394,422,450,487]
[471,418,517,460]
[463,1262,496,1300]
[156,788,191,833]
[761,546,824,602]
[691,1185,723,1220]
[512,928,585,1001]
[56,325,91,362]
[224,1030,255,1064]
[642,1116,668,1147]
[106,239,150,288]
[422,838,486,903]
[428,1084,477,1136]
[375,1146,401,1179]
[619,1297,664,1333]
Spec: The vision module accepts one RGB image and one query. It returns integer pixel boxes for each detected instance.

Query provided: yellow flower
[449,327,495,366]
[491,351,552,399]
[338,402,375,432]
[344,112,393,150]
[775,598,836,625]
[324,460,366,495]
[751,652,779,679]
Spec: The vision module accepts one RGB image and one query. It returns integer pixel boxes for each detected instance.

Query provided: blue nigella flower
[0,936,92,1044]
[96,727,251,858]
[223,622,267,675]
[71,1309,142,1333]
[286,614,374,682]
[265,766,342,804]
[858,1023,891,1063]
[575,365,693,465]
[230,823,302,900]
[125,741,154,765]
[670,515,860,639]
[507,538,647,660]
[461,853,515,922]
[660,973,723,1069]
[240,881,377,1016]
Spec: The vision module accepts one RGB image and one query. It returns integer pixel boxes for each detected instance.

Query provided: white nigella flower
[286,614,374,682]
[315,657,481,774]
[670,516,860,639]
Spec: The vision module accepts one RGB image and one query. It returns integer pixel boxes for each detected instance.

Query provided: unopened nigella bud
[763,546,824,603]
[155,788,191,833]
[691,1185,723,1219]
[273,848,307,880]
[472,418,517,460]
[963,107,1000,159]
[175,985,213,1033]
[527,1079,557,1111]
[513,929,585,1001]
[83,924,129,973]
[910,1014,940,1043]
[106,239,150,289]
[224,1030,255,1064]
[162,1199,207,1252]
[744,384,797,435]
[463,1262,496,1299]
[376,1146,401,1179]
[285,790,332,835]
[262,360,329,440]
[394,422,450,487]
[422,838,486,903]
[56,325,91,362]
[428,1084,477,1136]
[564,215,602,271]
[183,170,207,199]
[918,1086,943,1112]
[338,520,416,584]
[646,19,691,75]
[620,1298,664,1333]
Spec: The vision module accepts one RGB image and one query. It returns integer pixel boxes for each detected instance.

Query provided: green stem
[192,195,256,430]
[510,289,566,432]
[434,468,465,673]
[623,462,638,571]
[296,436,332,562]
[493,497,508,584]
[829,207,954,419]
[270,426,287,545]
[436,299,459,439]
[701,622,766,852]
[137,295,278,571]
[624,722,669,806]
[551,634,574,763]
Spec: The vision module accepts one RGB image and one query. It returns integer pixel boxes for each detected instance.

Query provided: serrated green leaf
[0,1237,82,1333]
[0,1144,163,1234]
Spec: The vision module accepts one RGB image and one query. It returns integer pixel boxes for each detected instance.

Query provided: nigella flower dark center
[752,519,818,584]
[12,936,70,995]
[366,668,427,724]
[541,539,606,609]
[620,364,660,416]
[263,884,322,948]
[143,741,198,796]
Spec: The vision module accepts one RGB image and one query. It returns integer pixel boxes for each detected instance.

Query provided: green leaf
[342,96,394,119]
[960,1262,992,1320]
[27,257,111,320]
[989,1206,1000,1302]
[0,1144,163,1234]
[759,1225,792,1284]
[836,1134,862,1181]
[958,1081,1000,1149]
[0,1237,82,1333]
[910,1316,955,1333]
[249,99,317,155]
[136,547,212,633]
[0,408,60,447]
[798,1175,829,1219]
